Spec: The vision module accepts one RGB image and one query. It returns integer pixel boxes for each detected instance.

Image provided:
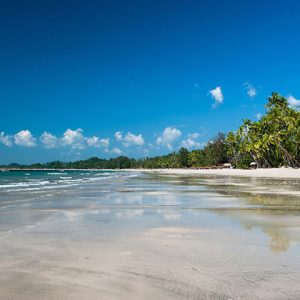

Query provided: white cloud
[40,132,59,148]
[180,138,201,149]
[111,147,122,155]
[115,131,144,147]
[181,132,206,149]
[123,132,144,147]
[287,95,300,109]
[187,132,200,139]
[86,136,109,148]
[248,88,256,97]
[156,127,182,150]
[243,82,257,98]
[98,138,110,148]
[141,147,150,156]
[115,131,123,141]
[0,132,13,147]
[61,128,85,149]
[209,86,223,107]
[14,130,36,147]
[59,130,110,150]
[86,136,99,147]
[255,113,262,120]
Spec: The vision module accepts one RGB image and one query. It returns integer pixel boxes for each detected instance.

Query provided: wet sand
[1,172,300,299]
[142,167,300,179]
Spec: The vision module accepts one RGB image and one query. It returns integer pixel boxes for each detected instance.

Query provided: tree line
[226,93,300,168]
[1,93,299,169]
[1,134,228,169]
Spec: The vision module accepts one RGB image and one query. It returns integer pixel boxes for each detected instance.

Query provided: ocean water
[0,169,134,230]
[0,169,125,192]
[1,170,300,299]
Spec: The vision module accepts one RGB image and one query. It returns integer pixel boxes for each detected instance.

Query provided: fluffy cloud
[111,147,122,155]
[180,138,201,149]
[86,136,109,148]
[123,132,144,147]
[180,132,205,149]
[0,132,13,147]
[114,131,123,141]
[4,128,111,150]
[209,86,223,108]
[38,130,110,150]
[61,129,110,150]
[243,82,257,98]
[40,132,59,148]
[61,128,85,149]
[287,95,300,109]
[115,131,144,147]
[156,127,182,150]
[14,130,36,147]
[256,113,262,120]
[187,133,200,139]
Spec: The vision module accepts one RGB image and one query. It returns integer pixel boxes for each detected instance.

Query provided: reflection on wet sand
[152,174,300,254]
[265,227,291,254]
[217,208,299,254]
[0,172,300,299]
[210,189,300,254]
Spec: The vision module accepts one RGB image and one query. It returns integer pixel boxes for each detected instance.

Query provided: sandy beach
[0,170,300,299]
[141,167,300,179]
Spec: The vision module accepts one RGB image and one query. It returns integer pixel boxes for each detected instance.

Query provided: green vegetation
[226,93,300,168]
[1,93,298,170]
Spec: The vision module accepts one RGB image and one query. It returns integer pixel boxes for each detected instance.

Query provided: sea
[0,169,126,193]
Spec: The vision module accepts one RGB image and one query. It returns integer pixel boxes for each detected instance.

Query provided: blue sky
[1,0,300,164]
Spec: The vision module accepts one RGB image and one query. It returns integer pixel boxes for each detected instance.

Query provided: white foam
[47,172,66,175]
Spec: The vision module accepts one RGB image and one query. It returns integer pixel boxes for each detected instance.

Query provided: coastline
[139,167,300,179]
[2,167,300,179]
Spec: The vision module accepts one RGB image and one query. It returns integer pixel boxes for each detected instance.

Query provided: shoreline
[2,167,300,179]
[139,167,300,179]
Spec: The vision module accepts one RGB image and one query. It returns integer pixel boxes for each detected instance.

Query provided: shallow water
[0,170,300,299]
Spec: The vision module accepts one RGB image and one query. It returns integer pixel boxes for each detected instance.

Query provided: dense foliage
[226,93,300,168]
[1,93,298,169]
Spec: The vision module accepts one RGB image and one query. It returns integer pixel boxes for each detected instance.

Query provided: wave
[94,172,111,176]
[0,180,50,189]
[5,184,75,192]
[47,172,66,175]
[0,171,133,193]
